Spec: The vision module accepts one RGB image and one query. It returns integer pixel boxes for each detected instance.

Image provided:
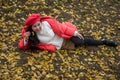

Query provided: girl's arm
[18,27,31,50]
[43,18,78,38]
[37,43,56,52]
[18,39,29,50]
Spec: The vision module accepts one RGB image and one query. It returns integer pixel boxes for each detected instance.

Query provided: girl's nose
[36,26,40,29]
[36,26,41,31]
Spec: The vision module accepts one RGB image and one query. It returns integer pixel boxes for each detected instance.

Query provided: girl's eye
[33,25,36,28]
[37,23,40,26]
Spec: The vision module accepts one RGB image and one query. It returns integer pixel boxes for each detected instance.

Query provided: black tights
[71,36,104,47]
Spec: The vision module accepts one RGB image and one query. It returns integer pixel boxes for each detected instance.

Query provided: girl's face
[32,21,41,33]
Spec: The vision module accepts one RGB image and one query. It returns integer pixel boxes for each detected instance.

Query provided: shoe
[102,40,117,47]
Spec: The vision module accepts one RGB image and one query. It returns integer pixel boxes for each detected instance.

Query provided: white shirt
[36,21,64,49]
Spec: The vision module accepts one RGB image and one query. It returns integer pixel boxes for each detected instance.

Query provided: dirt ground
[0,0,120,80]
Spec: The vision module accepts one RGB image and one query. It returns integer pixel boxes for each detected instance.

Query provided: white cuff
[24,38,28,46]
[73,31,78,36]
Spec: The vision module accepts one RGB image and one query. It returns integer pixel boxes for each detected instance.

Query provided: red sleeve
[42,17,78,38]
[18,26,30,50]
[21,26,27,38]
[37,43,56,52]
[18,39,29,50]
[60,22,78,38]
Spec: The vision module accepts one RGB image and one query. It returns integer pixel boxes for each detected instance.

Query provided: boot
[102,40,117,47]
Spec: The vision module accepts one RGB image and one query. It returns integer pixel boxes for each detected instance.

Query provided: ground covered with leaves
[0,0,120,80]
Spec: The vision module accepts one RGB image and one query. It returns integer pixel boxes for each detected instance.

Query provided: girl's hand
[24,32,31,42]
[76,33,84,40]
[24,32,31,37]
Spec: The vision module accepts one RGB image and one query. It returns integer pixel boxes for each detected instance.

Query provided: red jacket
[18,16,78,51]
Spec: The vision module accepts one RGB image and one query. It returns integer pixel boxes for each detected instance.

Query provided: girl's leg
[71,36,117,47]
[70,36,103,47]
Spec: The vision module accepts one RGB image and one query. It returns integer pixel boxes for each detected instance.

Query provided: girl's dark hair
[26,26,39,50]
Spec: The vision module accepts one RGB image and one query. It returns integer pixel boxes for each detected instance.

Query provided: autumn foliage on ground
[0,0,120,80]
